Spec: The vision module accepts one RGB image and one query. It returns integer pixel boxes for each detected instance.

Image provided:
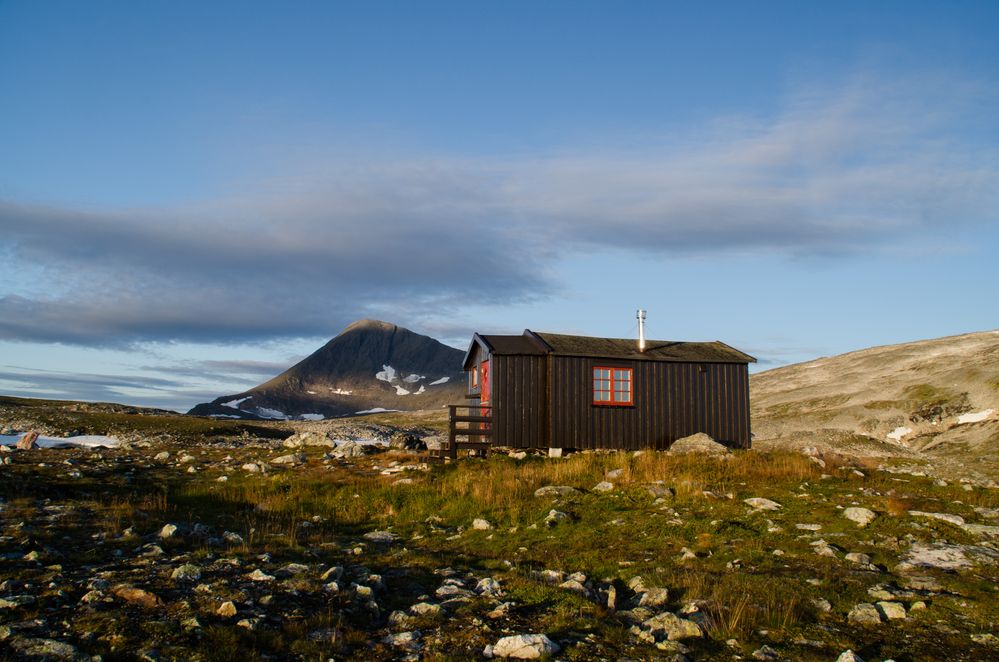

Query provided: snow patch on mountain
[403,374,424,383]
[887,426,913,442]
[355,407,399,415]
[375,365,397,383]
[255,407,288,420]
[429,376,450,386]
[331,388,353,395]
[416,385,426,394]
[298,413,325,421]
[394,385,411,396]
[222,396,251,409]
[957,409,994,424]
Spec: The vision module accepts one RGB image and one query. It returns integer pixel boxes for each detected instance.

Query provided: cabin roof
[533,332,756,364]
[464,330,756,367]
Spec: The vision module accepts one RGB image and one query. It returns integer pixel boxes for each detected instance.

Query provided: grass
[2,400,999,659]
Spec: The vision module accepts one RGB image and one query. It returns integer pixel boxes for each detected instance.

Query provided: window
[471,365,479,388]
[593,366,633,405]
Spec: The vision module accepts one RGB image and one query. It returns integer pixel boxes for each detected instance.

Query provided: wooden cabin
[443,328,756,457]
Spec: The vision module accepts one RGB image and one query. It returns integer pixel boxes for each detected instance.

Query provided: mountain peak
[342,319,398,334]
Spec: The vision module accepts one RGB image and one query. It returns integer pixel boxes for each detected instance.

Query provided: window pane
[595,391,610,401]
[594,369,610,379]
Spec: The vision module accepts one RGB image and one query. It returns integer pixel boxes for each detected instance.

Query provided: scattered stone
[283,431,334,448]
[744,497,782,511]
[0,595,36,608]
[643,612,704,641]
[383,630,423,651]
[247,569,275,581]
[223,531,244,545]
[897,543,976,571]
[876,601,906,620]
[843,507,877,527]
[836,651,865,662]
[242,462,262,473]
[645,484,674,498]
[409,602,442,618]
[811,598,832,612]
[752,644,781,661]
[909,511,965,526]
[159,523,179,539]
[114,586,164,608]
[389,432,426,451]
[544,509,570,526]
[488,633,560,659]
[534,485,580,498]
[669,432,729,454]
[363,530,399,543]
[217,601,237,618]
[847,603,882,625]
[16,431,39,450]
[171,564,202,582]
[7,637,90,661]
[637,587,670,608]
[593,481,614,492]
[473,518,494,530]
[796,523,822,531]
[153,451,170,461]
[271,453,305,465]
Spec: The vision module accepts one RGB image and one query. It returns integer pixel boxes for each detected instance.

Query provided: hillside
[188,319,467,420]
[751,330,999,477]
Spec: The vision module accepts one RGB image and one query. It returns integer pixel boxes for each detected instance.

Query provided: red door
[480,360,491,428]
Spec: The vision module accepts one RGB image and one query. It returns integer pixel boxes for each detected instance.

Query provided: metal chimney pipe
[637,309,647,352]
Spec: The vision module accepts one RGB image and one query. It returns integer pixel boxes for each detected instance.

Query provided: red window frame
[593,366,633,406]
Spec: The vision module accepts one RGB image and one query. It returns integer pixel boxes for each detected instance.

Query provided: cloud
[1,75,996,347]
[0,365,220,410]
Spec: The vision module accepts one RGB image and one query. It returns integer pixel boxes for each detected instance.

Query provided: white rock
[843,507,877,527]
[876,601,906,620]
[836,651,865,662]
[490,633,560,659]
[242,463,261,473]
[909,511,965,526]
[472,518,494,530]
[159,523,179,539]
[217,601,237,618]
[847,603,882,625]
[271,453,305,466]
[744,498,782,511]
[153,451,170,461]
[534,485,580,498]
[171,564,201,582]
[593,481,614,492]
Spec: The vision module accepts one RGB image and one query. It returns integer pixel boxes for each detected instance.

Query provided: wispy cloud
[1,74,996,347]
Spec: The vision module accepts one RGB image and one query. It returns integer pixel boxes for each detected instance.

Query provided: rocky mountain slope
[188,319,467,420]
[751,330,999,476]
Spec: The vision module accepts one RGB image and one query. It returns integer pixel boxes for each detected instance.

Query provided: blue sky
[1,1,997,410]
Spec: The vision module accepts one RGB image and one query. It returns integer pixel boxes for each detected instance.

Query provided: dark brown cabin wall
[549,356,752,450]
[491,354,547,449]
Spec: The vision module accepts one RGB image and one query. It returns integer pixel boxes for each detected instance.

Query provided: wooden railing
[437,403,493,460]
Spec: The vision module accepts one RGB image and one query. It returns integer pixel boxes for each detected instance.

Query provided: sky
[1,1,997,411]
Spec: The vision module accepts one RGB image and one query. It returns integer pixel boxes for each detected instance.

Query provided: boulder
[669,432,729,454]
[283,431,334,448]
[744,497,782,511]
[271,453,305,465]
[218,601,237,618]
[593,481,614,492]
[835,650,864,662]
[15,431,39,450]
[489,633,560,659]
[847,603,882,625]
[114,586,164,609]
[642,612,703,641]
[534,485,580,498]
[171,564,202,582]
[843,507,877,527]
[389,432,427,451]
[472,518,494,530]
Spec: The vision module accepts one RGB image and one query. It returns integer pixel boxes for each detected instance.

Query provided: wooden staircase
[428,404,492,462]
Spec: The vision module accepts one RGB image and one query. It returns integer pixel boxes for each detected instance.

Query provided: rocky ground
[1,400,999,660]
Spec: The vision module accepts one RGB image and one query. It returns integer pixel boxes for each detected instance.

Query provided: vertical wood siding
[491,354,549,448]
[549,357,751,450]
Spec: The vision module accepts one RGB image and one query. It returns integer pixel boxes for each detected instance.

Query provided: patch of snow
[354,407,399,415]
[221,396,251,409]
[209,414,243,419]
[307,390,316,395]
[375,365,397,383]
[331,388,353,395]
[428,376,450,386]
[298,413,325,421]
[415,385,426,395]
[394,385,411,396]
[403,373,424,383]
[957,409,994,425]
[887,426,913,442]
[0,434,120,449]
[255,407,288,420]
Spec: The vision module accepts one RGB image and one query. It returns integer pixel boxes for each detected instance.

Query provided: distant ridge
[187,319,466,420]
[751,329,999,475]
